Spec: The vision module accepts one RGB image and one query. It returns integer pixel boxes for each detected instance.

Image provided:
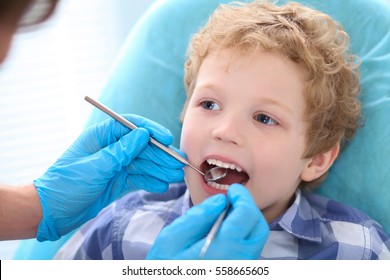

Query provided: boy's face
[180,49,312,222]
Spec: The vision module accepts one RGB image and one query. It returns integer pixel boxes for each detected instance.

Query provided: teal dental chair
[13,0,390,259]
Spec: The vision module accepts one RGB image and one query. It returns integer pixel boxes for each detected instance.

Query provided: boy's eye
[201,100,221,110]
[255,113,279,125]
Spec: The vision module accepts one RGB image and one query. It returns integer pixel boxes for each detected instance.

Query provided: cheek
[180,119,198,179]
[266,145,306,180]
[180,113,204,155]
[180,116,211,205]
[249,139,306,200]
[179,120,194,155]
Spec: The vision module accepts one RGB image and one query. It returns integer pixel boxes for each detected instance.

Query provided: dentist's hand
[34,114,185,241]
[146,184,270,259]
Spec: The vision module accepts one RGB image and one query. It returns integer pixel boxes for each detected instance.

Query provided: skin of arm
[0,184,42,240]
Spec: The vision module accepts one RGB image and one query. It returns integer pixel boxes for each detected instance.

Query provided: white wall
[0,0,156,260]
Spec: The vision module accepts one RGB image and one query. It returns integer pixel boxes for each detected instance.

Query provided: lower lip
[200,175,228,195]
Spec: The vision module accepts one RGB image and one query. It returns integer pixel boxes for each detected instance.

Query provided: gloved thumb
[146,194,227,259]
[94,128,150,174]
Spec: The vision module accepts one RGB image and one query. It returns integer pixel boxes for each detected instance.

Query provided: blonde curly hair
[182,0,361,189]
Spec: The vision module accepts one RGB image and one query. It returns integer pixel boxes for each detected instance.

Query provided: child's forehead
[204,47,309,80]
[200,50,306,96]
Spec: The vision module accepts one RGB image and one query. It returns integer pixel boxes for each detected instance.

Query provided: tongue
[215,169,248,185]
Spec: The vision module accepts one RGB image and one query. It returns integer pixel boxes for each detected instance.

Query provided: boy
[55,0,390,259]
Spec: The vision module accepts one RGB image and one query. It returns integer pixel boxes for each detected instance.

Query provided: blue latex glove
[146,184,270,259]
[34,114,185,241]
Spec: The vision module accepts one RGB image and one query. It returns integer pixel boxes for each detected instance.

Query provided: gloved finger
[125,175,171,193]
[174,218,269,260]
[126,158,185,182]
[94,117,131,148]
[76,117,141,155]
[218,184,261,240]
[218,210,269,258]
[138,143,186,168]
[186,237,257,260]
[93,128,151,174]
[122,114,174,146]
[192,210,269,259]
[245,209,269,242]
[92,114,174,149]
[146,194,227,259]
[242,217,270,256]
[168,194,228,244]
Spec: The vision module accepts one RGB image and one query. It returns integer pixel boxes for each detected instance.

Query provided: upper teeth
[206,158,243,172]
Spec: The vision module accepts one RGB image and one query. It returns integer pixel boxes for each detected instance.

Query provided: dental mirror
[203,166,228,182]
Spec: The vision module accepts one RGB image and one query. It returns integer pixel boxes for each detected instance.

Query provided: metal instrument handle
[84,96,204,175]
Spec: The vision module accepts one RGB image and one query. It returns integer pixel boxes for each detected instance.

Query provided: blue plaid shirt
[55,183,390,260]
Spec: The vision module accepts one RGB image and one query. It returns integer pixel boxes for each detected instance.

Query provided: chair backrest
[14,0,390,260]
[89,0,390,232]
[86,0,390,235]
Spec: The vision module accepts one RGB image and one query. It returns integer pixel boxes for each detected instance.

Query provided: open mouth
[201,158,250,190]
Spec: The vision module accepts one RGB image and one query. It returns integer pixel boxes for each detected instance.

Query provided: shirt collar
[182,186,322,243]
[270,189,322,243]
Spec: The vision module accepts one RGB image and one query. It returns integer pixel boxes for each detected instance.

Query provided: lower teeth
[207,181,229,190]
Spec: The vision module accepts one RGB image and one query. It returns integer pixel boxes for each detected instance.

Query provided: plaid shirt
[55,183,390,260]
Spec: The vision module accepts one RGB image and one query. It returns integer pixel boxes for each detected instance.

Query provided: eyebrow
[257,96,295,116]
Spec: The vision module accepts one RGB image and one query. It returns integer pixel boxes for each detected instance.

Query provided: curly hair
[182,0,361,189]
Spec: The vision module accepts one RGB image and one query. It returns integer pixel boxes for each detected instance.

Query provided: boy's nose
[211,115,244,146]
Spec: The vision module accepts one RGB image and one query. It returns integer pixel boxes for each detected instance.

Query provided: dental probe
[199,199,231,259]
[84,96,227,182]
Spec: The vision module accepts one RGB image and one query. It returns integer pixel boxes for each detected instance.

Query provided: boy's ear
[301,143,340,182]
